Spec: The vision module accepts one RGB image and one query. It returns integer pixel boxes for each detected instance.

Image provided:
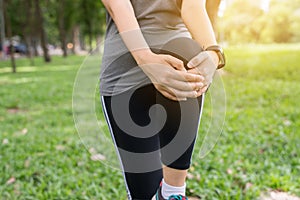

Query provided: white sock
[161,178,186,199]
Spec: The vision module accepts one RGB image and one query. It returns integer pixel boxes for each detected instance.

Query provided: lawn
[0,44,299,200]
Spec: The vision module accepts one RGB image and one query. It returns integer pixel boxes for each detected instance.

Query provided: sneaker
[167,195,188,200]
[153,183,189,200]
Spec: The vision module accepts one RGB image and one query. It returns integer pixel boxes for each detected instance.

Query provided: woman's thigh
[101,84,163,199]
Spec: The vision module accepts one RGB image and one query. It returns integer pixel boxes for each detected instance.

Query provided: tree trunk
[72,25,80,54]
[88,30,93,52]
[32,38,39,56]
[95,35,102,53]
[25,36,34,65]
[86,17,93,53]
[23,0,34,65]
[34,0,51,62]
[9,38,16,73]
[80,32,86,51]
[58,0,67,57]
[3,0,16,72]
[0,0,6,60]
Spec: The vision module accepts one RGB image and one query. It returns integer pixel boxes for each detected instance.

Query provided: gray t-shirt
[100,0,192,96]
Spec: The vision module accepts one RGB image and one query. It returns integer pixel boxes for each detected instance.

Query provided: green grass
[0,44,300,199]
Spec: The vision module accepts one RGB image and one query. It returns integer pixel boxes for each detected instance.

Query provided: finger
[159,72,205,91]
[163,55,186,71]
[187,68,205,77]
[169,87,198,99]
[196,89,203,97]
[200,85,209,93]
[170,79,204,91]
[195,85,209,97]
[160,83,199,99]
[156,85,187,101]
[146,62,204,82]
[158,83,194,99]
[153,74,203,92]
[187,52,209,68]
[161,90,179,101]
[174,70,205,82]
[162,90,187,101]
[187,67,204,76]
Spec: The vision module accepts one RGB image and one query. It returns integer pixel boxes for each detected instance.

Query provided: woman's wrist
[131,48,154,65]
[206,50,219,69]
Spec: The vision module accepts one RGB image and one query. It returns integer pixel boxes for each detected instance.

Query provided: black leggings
[101,84,204,200]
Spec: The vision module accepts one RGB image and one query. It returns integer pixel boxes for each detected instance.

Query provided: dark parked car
[8,43,27,55]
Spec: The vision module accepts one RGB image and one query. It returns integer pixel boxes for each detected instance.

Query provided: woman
[100,0,225,199]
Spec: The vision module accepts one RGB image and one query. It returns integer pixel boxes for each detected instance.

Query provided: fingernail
[198,83,204,87]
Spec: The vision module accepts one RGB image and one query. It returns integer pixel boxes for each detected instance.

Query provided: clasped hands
[135,50,218,101]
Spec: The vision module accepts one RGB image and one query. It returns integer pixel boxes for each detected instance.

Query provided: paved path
[260,191,300,200]
[188,191,300,200]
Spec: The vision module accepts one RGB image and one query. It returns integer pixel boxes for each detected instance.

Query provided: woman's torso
[101,0,191,96]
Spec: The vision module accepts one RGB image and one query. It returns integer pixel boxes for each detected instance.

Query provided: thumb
[187,52,208,68]
[164,55,186,71]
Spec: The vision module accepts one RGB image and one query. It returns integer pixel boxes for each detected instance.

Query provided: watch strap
[205,45,226,69]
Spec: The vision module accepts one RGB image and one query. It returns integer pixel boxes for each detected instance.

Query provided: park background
[0,0,300,199]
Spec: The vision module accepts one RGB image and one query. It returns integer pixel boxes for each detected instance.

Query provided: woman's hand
[187,51,219,95]
[181,0,221,96]
[133,49,205,101]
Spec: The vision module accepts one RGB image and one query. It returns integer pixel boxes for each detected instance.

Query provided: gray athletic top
[100,0,192,96]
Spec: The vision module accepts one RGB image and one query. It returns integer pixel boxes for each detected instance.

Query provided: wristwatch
[205,45,226,69]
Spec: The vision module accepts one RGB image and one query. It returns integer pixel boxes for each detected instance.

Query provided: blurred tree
[34,0,51,62]
[71,25,81,54]
[57,0,67,57]
[54,0,76,57]
[7,0,38,60]
[0,0,4,60]
[219,0,300,44]
[3,0,16,72]
[78,0,105,52]
[23,0,35,65]
[260,0,299,43]
[220,0,264,44]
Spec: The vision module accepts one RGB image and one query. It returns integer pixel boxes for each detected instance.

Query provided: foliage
[0,45,299,199]
[78,0,106,36]
[219,0,300,44]
[4,0,106,55]
[4,0,24,37]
